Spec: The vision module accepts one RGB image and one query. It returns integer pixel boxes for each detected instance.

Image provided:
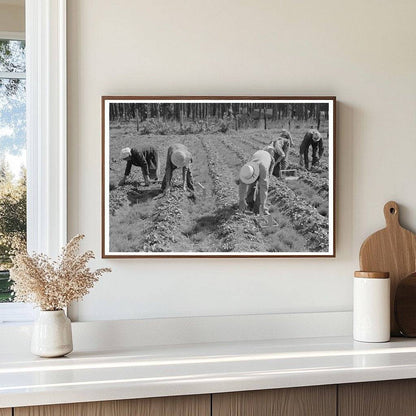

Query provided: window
[0,0,67,324]
[0,34,26,306]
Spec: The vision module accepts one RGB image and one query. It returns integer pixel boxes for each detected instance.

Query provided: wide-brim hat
[312,130,322,142]
[120,147,131,159]
[279,129,291,139]
[171,150,191,168]
[239,162,259,184]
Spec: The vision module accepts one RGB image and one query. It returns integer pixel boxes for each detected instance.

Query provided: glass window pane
[0,75,26,303]
[0,39,26,73]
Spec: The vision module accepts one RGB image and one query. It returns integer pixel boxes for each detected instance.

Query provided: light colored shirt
[239,150,272,213]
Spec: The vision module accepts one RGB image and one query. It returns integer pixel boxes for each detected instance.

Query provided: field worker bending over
[275,136,291,171]
[119,145,160,186]
[266,139,286,178]
[161,143,195,198]
[278,129,294,148]
[274,130,293,171]
[299,129,324,170]
[239,149,273,215]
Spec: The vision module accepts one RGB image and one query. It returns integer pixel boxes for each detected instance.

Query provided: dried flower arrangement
[10,234,111,311]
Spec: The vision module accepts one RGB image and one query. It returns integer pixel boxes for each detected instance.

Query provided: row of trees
[109,102,328,129]
[0,39,25,96]
[0,160,26,302]
[0,160,26,268]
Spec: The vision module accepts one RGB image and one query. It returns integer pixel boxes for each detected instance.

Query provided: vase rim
[39,309,65,313]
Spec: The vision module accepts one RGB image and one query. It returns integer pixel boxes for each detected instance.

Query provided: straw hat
[312,130,322,142]
[171,150,191,168]
[239,162,260,184]
[279,129,290,139]
[120,147,131,159]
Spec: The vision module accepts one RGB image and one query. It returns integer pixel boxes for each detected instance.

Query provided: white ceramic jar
[353,271,390,343]
[31,310,73,357]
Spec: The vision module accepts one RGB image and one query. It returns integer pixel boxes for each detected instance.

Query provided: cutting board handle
[384,201,400,228]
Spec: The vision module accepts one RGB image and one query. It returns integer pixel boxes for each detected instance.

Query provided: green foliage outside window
[0,161,26,302]
[0,38,26,302]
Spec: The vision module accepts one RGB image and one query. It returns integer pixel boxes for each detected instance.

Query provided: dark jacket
[299,131,324,169]
[124,146,159,177]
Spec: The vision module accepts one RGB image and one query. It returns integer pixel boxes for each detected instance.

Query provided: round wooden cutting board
[359,201,416,336]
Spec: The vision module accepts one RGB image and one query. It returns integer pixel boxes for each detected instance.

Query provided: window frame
[0,31,24,41]
[0,0,67,323]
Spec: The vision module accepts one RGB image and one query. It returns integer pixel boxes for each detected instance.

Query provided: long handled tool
[197,182,207,197]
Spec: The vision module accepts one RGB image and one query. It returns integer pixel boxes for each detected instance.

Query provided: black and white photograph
[102,97,335,257]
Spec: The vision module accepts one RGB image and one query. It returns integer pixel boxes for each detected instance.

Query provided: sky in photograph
[0,39,26,181]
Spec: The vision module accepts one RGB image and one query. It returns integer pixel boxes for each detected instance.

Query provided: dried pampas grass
[10,234,111,311]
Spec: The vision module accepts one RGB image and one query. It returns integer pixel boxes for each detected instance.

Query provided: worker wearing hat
[161,143,195,197]
[299,129,324,170]
[269,135,291,177]
[277,129,294,148]
[119,145,160,187]
[239,149,273,215]
[264,140,286,178]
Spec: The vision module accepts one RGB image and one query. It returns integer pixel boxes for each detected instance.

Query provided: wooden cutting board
[359,201,416,336]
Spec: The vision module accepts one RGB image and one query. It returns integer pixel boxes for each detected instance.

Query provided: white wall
[0,3,24,33]
[67,0,416,322]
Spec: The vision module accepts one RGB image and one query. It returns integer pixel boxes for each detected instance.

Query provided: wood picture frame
[102,96,336,258]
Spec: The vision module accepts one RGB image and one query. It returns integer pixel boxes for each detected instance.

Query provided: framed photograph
[102,96,336,258]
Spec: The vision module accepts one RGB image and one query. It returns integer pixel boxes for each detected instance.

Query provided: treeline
[109,102,328,125]
[0,160,26,270]
[0,160,26,302]
[0,40,26,97]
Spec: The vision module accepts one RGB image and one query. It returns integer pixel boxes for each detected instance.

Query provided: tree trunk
[135,107,140,131]
[316,104,321,130]
[180,103,184,126]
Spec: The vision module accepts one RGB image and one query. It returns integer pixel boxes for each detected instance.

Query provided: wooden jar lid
[354,271,390,279]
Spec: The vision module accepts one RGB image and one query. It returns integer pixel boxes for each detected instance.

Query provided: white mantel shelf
[2,336,416,408]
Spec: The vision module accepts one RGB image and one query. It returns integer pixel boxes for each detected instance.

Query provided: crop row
[214,136,312,252]
[200,136,268,252]
[218,136,249,164]
[140,138,193,252]
[220,138,327,236]
[243,133,270,147]
[296,171,329,198]
[268,180,329,252]
[141,189,190,252]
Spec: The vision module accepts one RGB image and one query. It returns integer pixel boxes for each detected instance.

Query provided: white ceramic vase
[31,310,73,358]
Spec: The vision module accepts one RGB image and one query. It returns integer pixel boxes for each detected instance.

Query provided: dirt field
[108,123,330,253]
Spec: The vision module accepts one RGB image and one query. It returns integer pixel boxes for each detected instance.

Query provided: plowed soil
[108,124,330,253]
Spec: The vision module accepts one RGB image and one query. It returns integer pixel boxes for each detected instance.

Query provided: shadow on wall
[336,101,354,261]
